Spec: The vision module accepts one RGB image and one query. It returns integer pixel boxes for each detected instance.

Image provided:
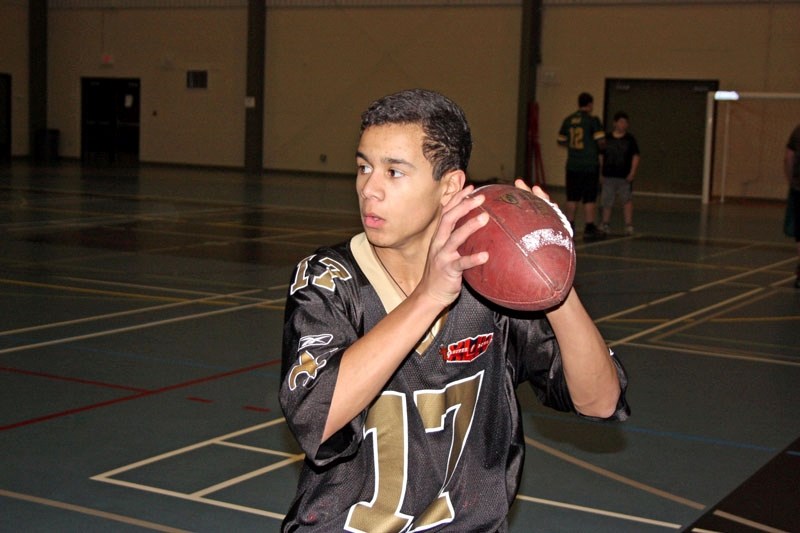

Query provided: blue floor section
[1,162,798,532]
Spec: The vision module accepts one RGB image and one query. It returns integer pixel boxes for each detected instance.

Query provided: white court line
[524,436,706,510]
[59,275,270,296]
[711,510,790,533]
[4,184,357,216]
[191,454,304,498]
[71,242,792,526]
[515,494,681,529]
[599,256,799,358]
[688,257,797,292]
[694,241,761,261]
[626,341,800,368]
[92,416,690,527]
[646,286,800,356]
[216,439,299,456]
[0,294,283,355]
[58,274,289,296]
[517,255,796,529]
[0,488,191,532]
[92,418,296,521]
[83,476,287,520]
[0,288,263,337]
[597,255,796,327]
[607,287,763,348]
[0,215,137,232]
[595,291,689,324]
[93,418,288,479]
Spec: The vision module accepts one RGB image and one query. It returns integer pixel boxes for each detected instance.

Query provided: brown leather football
[457,184,576,311]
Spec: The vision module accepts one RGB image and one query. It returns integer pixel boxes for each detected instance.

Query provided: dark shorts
[566,169,600,203]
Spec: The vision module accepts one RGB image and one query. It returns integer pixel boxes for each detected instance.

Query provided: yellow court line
[632,341,800,368]
[708,315,800,323]
[645,287,799,351]
[2,271,265,318]
[597,256,796,326]
[2,183,357,216]
[0,489,190,533]
[608,288,764,348]
[583,249,794,274]
[590,255,733,270]
[0,277,189,304]
[689,258,797,291]
[59,275,275,297]
[596,292,688,324]
[608,315,799,324]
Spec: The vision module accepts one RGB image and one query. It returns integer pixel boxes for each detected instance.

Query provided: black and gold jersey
[279,233,628,532]
[557,110,605,172]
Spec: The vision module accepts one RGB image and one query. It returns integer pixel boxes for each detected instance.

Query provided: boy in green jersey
[557,92,606,241]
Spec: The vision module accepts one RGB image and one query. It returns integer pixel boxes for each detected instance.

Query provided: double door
[82,77,140,165]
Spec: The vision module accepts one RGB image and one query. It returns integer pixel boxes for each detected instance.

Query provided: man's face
[356,123,452,252]
[614,117,629,134]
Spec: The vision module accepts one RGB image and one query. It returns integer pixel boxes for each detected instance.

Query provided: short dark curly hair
[360,89,472,181]
[578,92,594,108]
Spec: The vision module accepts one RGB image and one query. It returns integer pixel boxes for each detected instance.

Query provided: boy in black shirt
[600,111,641,236]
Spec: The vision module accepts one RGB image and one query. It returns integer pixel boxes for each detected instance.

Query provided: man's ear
[441,170,466,205]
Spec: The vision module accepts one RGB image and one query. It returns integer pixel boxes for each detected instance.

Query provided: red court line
[243,405,271,413]
[186,396,213,403]
[0,359,281,431]
[0,366,148,392]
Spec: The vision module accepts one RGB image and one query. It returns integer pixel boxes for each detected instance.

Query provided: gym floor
[1,162,798,532]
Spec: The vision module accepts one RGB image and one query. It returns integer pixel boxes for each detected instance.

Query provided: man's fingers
[449,209,489,252]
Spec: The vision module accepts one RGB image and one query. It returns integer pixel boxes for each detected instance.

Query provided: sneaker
[583,223,606,242]
[625,225,634,236]
[600,223,610,234]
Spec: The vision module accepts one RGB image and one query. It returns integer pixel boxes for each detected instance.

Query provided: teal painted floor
[1,162,798,532]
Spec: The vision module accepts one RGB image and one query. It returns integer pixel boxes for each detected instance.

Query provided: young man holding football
[279,88,628,532]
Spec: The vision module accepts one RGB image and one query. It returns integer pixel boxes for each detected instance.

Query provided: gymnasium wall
[0,1,29,155]
[1,1,798,199]
[258,5,520,181]
[49,8,248,167]
[537,2,800,200]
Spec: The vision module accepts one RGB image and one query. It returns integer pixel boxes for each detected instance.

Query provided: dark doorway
[0,73,10,164]
[81,77,140,166]
[604,78,718,197]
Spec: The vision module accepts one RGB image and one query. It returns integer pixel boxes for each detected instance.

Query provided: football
[457,184,576,311]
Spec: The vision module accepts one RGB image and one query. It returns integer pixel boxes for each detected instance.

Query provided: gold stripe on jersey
[350,232,448,356]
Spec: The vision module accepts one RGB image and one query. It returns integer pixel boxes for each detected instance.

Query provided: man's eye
[357,164,372,174]
[388,169,405,178]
